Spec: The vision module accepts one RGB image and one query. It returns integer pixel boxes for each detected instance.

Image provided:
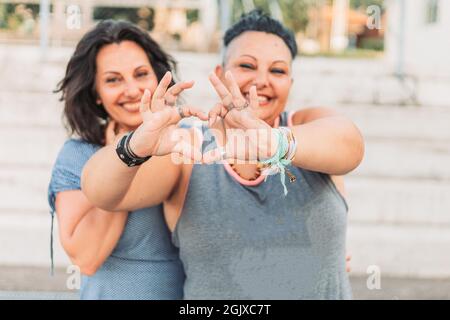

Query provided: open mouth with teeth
[118,101,141,113]
[244,93,274,107]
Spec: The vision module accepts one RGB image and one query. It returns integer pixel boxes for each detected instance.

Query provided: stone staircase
[1,44,449,282]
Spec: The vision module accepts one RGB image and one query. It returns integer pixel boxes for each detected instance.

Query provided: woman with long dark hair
[48,20,205,299]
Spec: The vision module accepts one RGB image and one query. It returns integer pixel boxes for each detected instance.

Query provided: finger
[172,128,203,163]
[176,105,209,122]
[152,71,172,111]
[208,103,227,127]
[105,120,116,145]
[139,89,152,114]
[208,72,233,106]
[239,110,263,130]
[225,71,243,101]
[164,80,194,106]
[117,126,129,136]
[159,105,208,128]
[345,254,352,273]
[175,143,203,163]
[249,85,259,110]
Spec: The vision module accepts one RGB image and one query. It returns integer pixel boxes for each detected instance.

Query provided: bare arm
[55,190,128,276]
[203,73,364,177]
[290,107,365,175]
[81,72,207,212]
[81,149,182,211]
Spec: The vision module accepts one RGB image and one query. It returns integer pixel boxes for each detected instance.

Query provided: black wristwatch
[116,131,151,167]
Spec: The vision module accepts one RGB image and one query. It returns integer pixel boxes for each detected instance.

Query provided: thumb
[105,120,117,145]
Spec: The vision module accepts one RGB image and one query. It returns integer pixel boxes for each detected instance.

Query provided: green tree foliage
[231,0,313,33]
[350,0,384,11]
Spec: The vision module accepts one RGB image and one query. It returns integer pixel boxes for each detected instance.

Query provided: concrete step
[337,105,450,141]
[346,176,450,225]
[1,265,450,299]
[0,213,70,267]
[1,170,449,226]
[356,138,450,181]
[1,127,449,225]
[3,45,449,109]
[0,167,54,214]
[0,91,63,127]
[0,126,66,167]
[347,222,450,278]
[2,88,450,141]
[1,211,449,279]
[2,103,449,167]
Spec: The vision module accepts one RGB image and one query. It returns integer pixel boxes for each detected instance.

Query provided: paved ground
[0,266,449,300]
[1,44,450,297]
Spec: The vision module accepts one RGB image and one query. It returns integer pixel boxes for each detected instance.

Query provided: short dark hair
[224,9,298,59]
[55,20,177,146]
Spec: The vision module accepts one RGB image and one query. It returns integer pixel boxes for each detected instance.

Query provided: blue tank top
[173,112,352,299]
[48,139,185,299]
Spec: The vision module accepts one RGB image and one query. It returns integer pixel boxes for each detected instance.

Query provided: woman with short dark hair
[82,11,364,299]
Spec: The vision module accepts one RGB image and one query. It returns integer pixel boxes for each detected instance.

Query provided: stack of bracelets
[260,127,298,195]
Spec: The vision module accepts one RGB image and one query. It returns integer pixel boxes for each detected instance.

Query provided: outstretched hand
[127,71,208,163]
[203,71,278,164]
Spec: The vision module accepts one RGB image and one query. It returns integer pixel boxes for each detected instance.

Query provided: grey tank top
[173,112,352,299]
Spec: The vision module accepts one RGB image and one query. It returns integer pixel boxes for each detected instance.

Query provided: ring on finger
[177,105,186,118]
[224,102,235,111]
[235,100,249,111]
[165,97,176,107]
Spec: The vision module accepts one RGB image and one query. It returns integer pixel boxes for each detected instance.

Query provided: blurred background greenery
[0,0,385,57]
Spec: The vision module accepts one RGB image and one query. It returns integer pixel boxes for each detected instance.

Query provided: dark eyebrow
[239,54,257,60]
[134,65,149,70]
[102,65,149,75]
[239,55,289,66]
[272,60,289,64]
[102,71,120,75]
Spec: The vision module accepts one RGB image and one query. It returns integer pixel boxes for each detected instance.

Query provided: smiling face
[217,31,293,126]
[95,40,158,130]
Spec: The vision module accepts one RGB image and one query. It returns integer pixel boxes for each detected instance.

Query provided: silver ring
[225,100,248,112]
[235,100,249,111]
[224,102,235,111]
[176,105,186,118]
[164,93,177,106]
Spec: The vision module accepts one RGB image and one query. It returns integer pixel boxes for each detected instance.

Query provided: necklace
[229,162,266,181]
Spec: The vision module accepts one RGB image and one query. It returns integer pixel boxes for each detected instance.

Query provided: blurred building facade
[0,0,219,51]
[303,2,384,54]
[385,0,450,106]
[386,0,449,77]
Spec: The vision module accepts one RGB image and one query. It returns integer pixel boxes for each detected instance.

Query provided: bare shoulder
[290,107,341,125]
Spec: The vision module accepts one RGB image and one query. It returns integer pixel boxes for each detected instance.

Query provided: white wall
[386,0,450,77]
